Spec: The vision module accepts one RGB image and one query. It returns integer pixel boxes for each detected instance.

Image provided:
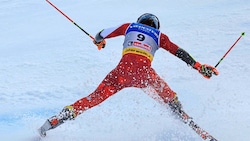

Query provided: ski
[39,100,217,141]
[173,108,218,141]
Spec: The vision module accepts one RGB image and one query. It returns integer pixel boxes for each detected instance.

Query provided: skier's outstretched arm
[159,33,219,79]
[93,23,131,50]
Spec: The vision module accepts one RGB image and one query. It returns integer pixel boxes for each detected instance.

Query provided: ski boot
[168,94,182,113]
[38,105,76,137]
[168,94,190,122]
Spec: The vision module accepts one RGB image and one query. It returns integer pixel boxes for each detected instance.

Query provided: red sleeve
[101,23,131,39]
[159,33,179,55]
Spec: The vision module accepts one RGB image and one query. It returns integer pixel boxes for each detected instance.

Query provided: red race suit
[72,23,182,115]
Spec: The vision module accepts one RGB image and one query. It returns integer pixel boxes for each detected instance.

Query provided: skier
[38,13,219,137]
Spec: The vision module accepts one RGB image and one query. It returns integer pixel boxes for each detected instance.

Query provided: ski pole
[46,0,94,40]
[215,32,245,68]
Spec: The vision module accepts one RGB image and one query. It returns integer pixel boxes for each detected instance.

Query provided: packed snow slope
[0,0,249,141]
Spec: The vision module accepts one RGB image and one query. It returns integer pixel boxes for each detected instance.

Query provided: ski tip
[241,32,245,36]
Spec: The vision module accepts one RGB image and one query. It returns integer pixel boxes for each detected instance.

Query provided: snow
[1,0,250,141]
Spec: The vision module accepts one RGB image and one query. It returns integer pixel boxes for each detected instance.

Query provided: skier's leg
[71,79,123,115]
[147,68,176,103]
[146,69,192,124]
[147,68,183,112]
[39,68,125,137]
